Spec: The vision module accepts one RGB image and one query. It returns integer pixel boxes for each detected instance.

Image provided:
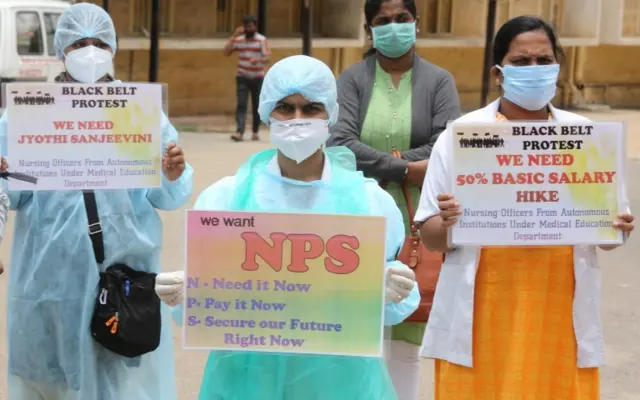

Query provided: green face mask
[371,22,416,59]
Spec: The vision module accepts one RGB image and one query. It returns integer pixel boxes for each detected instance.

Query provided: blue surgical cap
[258,55,339,126]
[54,3,117,60]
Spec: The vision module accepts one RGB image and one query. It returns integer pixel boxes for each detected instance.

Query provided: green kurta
[360,62,426,346]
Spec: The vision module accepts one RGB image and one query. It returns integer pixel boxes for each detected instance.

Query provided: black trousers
[235,76,263,134]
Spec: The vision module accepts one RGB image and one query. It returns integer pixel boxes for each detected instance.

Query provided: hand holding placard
[0,156,38,185]
[6,82,164,191]
[437,193,461,228]
[162,143,186,181]
[155,271,184,307]
[451,121,626,246]
[184,211,387,357]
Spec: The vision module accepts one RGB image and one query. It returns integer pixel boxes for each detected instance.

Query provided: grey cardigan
[327,54,461,182]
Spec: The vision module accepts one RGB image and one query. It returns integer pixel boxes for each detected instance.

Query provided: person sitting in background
[224,15,271,142]
[1,3,193,399]
[155,54,420,399]
[327,1,461,399]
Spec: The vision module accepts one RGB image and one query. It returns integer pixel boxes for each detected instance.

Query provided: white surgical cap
[258,55,339,126]
[54,3,117,60]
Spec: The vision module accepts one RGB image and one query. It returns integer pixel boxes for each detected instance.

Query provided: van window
[16,12,44,55]
[44,13,62,56]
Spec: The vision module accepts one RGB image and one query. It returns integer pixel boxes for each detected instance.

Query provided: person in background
[327,1,460,398]
[416,15,634,399]
[155,55,420,399]
[224,15,271,142]
[1,4,193,399]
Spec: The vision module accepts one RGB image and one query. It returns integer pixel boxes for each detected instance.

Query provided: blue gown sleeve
[0,185,8,242]
[0,112,32,210]
[171,177,236,326]
[146,113,193,210]
[373,184,420,326]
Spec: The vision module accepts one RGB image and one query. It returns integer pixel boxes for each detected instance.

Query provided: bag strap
[82,190,105,264]
[379,148,419,235]
[0,171,38,184]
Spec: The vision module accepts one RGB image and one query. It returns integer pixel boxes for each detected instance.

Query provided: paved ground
[171,108,640,162]
[0,109,640,399]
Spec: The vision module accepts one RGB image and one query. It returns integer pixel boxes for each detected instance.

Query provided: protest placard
[5,82,163,191]
[184,211,387,357]
[450,121,626,246]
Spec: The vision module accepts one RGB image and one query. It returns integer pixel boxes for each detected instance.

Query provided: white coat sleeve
[414,128,452,223]
[171,176,236,326]
[621,165,632,242]
[368,183,421,325]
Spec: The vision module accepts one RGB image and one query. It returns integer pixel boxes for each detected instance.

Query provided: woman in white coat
[415,16,634,400]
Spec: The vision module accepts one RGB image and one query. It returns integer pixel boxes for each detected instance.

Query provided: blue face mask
[497,64,560,111]
[371,22,416,59]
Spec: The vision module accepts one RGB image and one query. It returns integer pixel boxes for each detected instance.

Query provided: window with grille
[412,0,569,39]
[495,0,565,32]
[623,0,640,36]
[132,0,173,35]
[212,0,256,35]
[16,11,44,55]
[417,0,453,37]
[44,13,61,57]
[261,0,321,38]
[293,0,323,37]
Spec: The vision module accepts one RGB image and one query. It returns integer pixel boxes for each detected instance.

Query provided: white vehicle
[0,0,72,107]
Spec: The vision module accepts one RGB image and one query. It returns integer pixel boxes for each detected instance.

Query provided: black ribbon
[0,171,38,184]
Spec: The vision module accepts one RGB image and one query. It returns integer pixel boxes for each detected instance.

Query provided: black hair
[492,15,564,66]
[363,0,417,59]
[243,15,257,25]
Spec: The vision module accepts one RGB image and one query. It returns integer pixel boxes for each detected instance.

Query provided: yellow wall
[111,46,640,116]
[117,45,640,117]
[89,0,640,116]
[113,48,340,117]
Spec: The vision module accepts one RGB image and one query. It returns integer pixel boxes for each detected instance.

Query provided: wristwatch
[403,166,409,179]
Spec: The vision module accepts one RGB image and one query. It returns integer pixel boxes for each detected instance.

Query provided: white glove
[385,267,416,304]
[155,271,184,307]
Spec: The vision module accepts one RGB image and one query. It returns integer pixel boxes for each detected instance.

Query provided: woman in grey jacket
[326,1,461,399]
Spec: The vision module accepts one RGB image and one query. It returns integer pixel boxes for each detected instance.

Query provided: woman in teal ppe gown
[2,4,192,399]
[162,55,420,400]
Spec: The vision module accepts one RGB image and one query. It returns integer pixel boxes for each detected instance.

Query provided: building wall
[113,48,340,116]
[115,45,640,117]
[86,0,640,117]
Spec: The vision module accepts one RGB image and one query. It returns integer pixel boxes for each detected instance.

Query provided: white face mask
[64,45,114,83]
[269,118,330,164]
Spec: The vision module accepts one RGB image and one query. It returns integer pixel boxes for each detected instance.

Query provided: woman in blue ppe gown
[160,55,420,400]
[1,4,193,400]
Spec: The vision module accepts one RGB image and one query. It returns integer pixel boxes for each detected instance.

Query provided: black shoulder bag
[84,190,162,358]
